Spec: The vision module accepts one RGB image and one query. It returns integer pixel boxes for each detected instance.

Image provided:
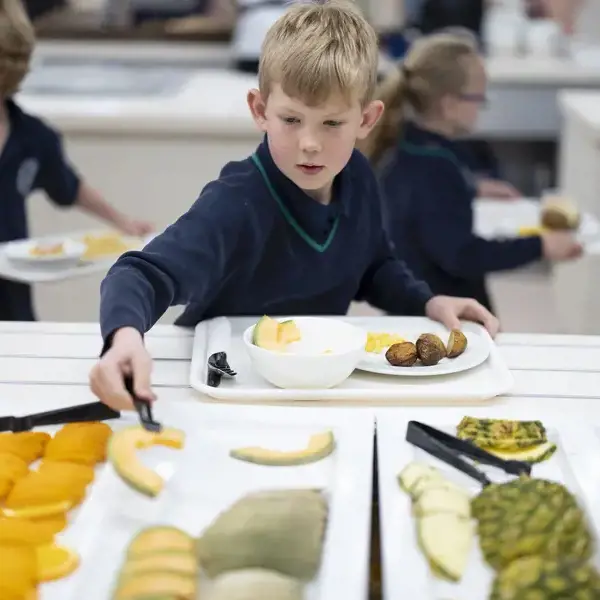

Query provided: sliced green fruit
[230,430,335,466]
[197,489,327,580]
[417,514,474,582]
[414,486,471,519]
[252,315,283,351]
[397,463,443,497]
[411,476,465,501]
[209,568,304,600]
[482,441,557,464]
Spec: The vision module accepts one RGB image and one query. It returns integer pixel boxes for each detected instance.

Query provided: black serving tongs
[124,375,162,433]
[406,420,532,488]
[0,402,120,433]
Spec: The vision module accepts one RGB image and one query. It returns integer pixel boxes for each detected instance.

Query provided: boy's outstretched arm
[92,184,257,410]
[100,184,256,346]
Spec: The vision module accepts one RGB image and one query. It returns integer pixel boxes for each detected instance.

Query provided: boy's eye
[282,116,300,124]
[324,120,343,128]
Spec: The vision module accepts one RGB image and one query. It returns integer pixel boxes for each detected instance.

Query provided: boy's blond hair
[0,0,34,97]
[259,0,379,107]
[359,29,478,165]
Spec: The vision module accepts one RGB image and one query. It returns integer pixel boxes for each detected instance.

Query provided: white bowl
[5,238,86,269]
[243,316,367,389]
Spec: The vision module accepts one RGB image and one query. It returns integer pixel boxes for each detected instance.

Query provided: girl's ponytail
[358,65,410,166]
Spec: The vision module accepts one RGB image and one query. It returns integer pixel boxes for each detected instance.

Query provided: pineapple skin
[490,555,600,600]
[473,478,594,571]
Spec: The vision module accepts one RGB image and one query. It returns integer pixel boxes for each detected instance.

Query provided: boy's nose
[299,134,321,154]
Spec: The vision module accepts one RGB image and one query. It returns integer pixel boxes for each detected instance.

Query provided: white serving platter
[40,401,374,600]
[376,408,600,600]
[189,316,513,405]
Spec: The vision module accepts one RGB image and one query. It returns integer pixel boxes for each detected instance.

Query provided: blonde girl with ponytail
[359,30,582,313]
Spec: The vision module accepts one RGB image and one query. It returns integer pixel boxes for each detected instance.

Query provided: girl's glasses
[459,93,488,106]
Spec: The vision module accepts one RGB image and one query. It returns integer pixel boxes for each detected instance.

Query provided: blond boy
[90,0,498,409]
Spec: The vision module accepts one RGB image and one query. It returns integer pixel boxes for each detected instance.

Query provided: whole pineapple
[473,478,593,571]
[490,555,600,599]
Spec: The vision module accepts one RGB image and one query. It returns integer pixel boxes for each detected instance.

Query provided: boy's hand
[541,231,583,261]
[425,296,500,338]
[116,216,155,238]
[89,327,156,411]
[477,178,521,200]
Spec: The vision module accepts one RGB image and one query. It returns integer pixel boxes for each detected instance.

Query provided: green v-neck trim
[251,153,340,253]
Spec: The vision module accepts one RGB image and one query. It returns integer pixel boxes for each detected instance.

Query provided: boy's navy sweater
[100,137,433,342]
[378,121,543,311]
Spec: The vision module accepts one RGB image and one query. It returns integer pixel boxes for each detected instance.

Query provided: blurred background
[14,0,600,332]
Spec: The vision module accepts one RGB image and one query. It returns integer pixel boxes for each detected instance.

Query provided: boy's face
[248,84,383,201]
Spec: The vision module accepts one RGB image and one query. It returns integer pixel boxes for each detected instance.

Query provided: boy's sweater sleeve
[100,184,254,344]
[414,159,543,277]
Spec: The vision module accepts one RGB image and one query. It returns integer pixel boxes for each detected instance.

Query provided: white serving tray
[189,316,514,405]
[41,401,374,600]
[376,408,600,600]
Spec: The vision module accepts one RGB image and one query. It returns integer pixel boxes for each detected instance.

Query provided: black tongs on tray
[0,402,120,433]
[406,420,532,487]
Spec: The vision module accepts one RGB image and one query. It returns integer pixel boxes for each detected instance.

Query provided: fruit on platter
[208,568,304,600]
[197,489,327,580]
[457,417,556,464]
[398,462,474,582]
[112,526,198,600]
[473,477,594,572]
[230,430,335,466]
[108,425,185,497]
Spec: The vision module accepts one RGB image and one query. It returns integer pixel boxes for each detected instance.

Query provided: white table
[2,322,600,417]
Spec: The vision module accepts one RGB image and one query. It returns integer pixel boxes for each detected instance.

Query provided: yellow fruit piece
[36,544,79,582]
[0,544,37,596]
[518,225,544,237]
[230,430,336,466]
[365,332,406,353]
[109,426,185,497]
[1,500,72,520]
[0,433,50,464]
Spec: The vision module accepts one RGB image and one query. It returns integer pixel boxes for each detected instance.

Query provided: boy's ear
[356,99,384,140]
[247,88,268,132]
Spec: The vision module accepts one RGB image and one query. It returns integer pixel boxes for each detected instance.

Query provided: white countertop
[14,39,600,135]
[18,69,260,136]
[486,53,600,86]
[558,89,600,133]
[2,321,600,419]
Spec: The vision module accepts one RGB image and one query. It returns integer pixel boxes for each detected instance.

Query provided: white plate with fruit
[356,324,490,377]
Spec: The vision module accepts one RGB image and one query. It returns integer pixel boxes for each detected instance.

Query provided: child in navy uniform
[0,0,153,321]
[90,0,498,411]
[359,30,582,313]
